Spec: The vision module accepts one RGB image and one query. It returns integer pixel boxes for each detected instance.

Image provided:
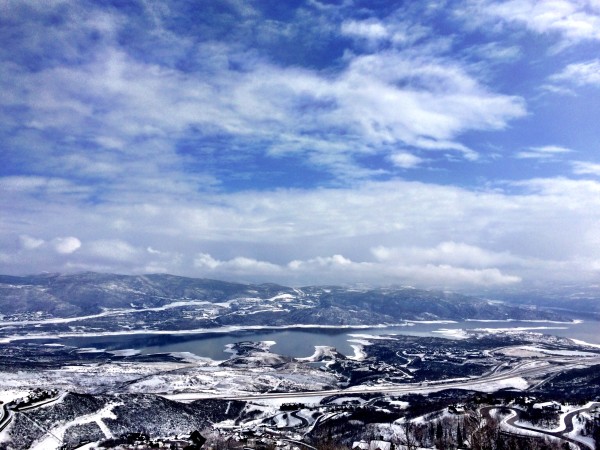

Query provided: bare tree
[395,421,420,450]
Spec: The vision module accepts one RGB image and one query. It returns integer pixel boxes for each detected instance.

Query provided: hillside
[0,273,569,337]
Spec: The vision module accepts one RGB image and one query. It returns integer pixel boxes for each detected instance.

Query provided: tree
[456,422,463,449]
[396,421,420,450]
[435,421,444,449]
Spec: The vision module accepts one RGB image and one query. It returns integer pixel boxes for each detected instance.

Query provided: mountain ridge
[0,272,569,327]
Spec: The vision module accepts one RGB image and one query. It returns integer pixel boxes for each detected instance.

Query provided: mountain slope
[0,272,569,331]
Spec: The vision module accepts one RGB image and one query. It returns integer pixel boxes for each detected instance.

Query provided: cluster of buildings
[351,439,393,450]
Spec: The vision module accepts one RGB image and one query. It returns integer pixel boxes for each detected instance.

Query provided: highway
[162,355,600,403]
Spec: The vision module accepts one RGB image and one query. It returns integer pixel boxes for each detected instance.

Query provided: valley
[1,273,600,449]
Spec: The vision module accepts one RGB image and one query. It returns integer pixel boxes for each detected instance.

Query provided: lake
[53,320,600,360]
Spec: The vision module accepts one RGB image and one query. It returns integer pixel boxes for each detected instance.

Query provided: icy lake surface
[54,320,600,360]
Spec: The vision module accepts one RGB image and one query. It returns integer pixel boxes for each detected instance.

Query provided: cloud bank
[2,0,600,290]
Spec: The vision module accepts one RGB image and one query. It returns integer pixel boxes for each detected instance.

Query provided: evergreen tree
[435,421,443,448]
[456,423,463,449]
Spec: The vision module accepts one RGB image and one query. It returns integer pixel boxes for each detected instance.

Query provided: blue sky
[1,0,600,289]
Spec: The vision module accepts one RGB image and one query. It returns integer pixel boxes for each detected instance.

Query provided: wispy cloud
[1,0,600,289]
[341,19,389,41]
[3,176,600,287]
[515,145,573,160]
[0,0,527,189]
[390,152,425,169]
[549,59,600,87]
[572,160,600,176]
[469,0,600,46]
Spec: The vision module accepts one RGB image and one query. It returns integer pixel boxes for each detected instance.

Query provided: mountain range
[0,273,573,329]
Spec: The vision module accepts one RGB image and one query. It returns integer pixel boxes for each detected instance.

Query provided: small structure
[368,440,392,450]
[352,440,369,450]
[449,404,466,414]
[532,401,561,411]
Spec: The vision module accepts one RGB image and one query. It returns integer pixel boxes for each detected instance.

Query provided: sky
[1,0,600,290]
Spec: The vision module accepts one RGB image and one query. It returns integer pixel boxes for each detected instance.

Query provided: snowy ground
[28,401,122,450]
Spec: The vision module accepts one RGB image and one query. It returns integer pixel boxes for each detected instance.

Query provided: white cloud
[372,242,522,268]
[288,254,354,270]
[191,250,520,287]
[340,16,429,48]
[291,251,521,287]
[0,176,88,196]
[194,253,282,276]
[572,160,600,176]
[391,265,521,286]
[86,239,138,262]
[1,36,526,183]
[341,19,389,41]
[474,0,600,44]
[19,235,44,250]
[194,253,223,270]
[3,176,600,288]
[52,237,81,254]
[515,145,573,159]
[549,59,600,86]
[390,152,424,168]
[1,1,599,291]
[468,42,522,62]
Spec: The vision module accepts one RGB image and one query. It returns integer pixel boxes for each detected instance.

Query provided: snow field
[28,401,122,450]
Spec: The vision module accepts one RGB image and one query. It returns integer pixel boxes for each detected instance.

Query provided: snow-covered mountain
[0,272,569,333]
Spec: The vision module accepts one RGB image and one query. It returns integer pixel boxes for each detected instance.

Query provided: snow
[432,328,469,339]
[565,410,595,449]
[328,397,368,405]
[212,300,234,307]
[273,411,303,428]
[0,300,215,327]
[223,343,238,355]
[473,326,569,333]
[406,320,458,324]
[73,444,98,450]
[517,345,597,357]
[466,319,578,324]
[389,400,409,409]
[108,349,140,357]
[570,338,600,349]
[28,401,122,450]
[0,389,31,404]
[347,334,397,340]
[168,352,218,364]
[470,376,529,392]
[246,396,326,407]
[297,346,338,362]
[348,344,367,361]
[266,294,296,302]
[518,401,599,433]
[77,347,104,353]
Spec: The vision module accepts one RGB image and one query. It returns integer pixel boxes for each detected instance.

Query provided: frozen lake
[54,319,600,360]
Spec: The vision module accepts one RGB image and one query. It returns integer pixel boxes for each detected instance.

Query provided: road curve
[481,403,600,450]
[0,404,12,433]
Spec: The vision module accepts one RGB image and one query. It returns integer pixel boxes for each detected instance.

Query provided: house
[352,440,369,450]
[369,440,392,450]
[449,403,466,414]
[532,401,561,411]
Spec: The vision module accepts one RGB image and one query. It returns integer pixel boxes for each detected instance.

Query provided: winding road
[0,403,12,433]
[481,403,600,450]
[0,393,64,438]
